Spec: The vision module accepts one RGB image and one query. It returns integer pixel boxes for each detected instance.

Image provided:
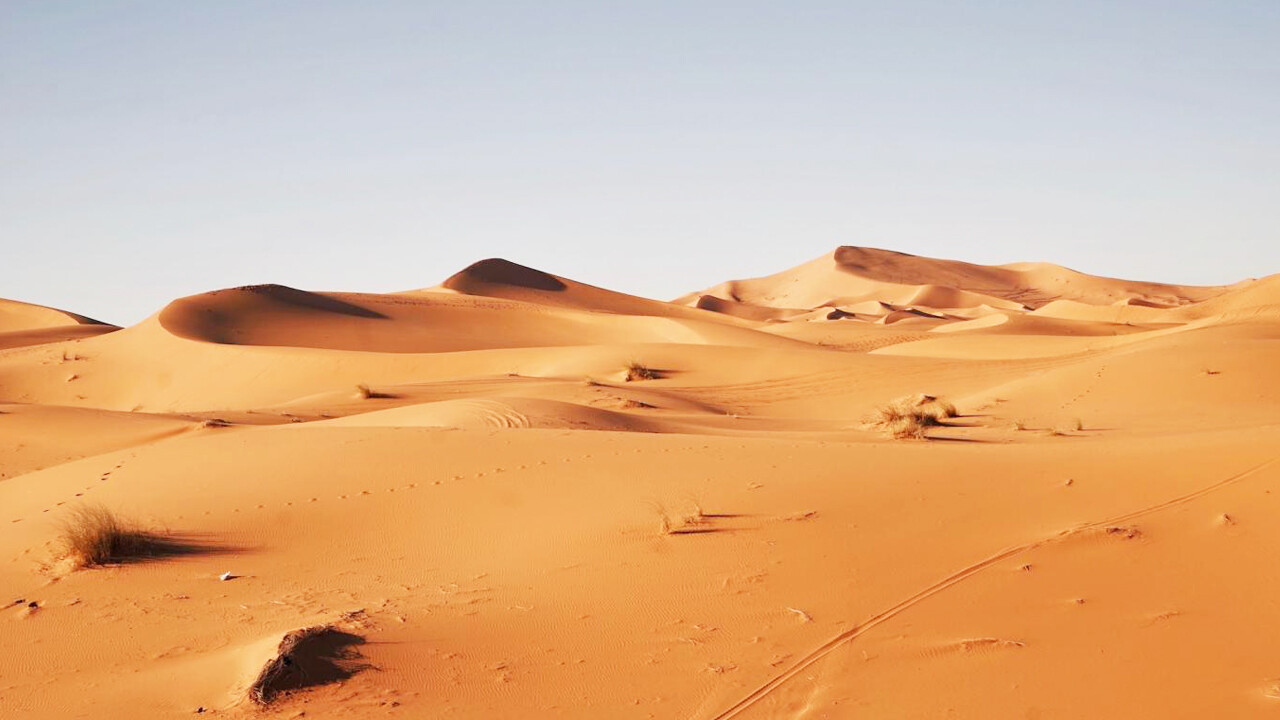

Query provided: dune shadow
[251,627,371,704]
[240,285,388,319]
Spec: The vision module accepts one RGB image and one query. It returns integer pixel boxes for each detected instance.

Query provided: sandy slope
[2,248,1278,719]
[0,298,117,350]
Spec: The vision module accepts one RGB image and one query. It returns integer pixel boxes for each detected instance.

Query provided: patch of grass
[60,504,217,568]
[875,395,954,439]
[887,412,942,439]
[654,501,717,535]
[60,505,155,567]
[354,383,393,399]
[624,360,659,382]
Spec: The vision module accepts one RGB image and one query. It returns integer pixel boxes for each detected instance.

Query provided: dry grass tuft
[60,504,218,568]
[61,505,155,567]
[354,383,393,399]
[886,412,942,439]
[624,360,659,382]
[654,501,717,536]
[875,395,954,439]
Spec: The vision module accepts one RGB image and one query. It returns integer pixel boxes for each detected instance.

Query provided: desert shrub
[625,361,658,382]
[61,505,151,567]
[876,397,950,439]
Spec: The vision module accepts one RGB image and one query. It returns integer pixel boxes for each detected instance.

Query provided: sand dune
[683,247,1241,330]
[0,297,109,333]
[3,251,1279,718]
[436,257,739,322]
[0,298,117,349]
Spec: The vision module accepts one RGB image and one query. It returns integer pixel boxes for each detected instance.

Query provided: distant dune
[2,247,1278,718]
[0,297,117,350]
[679,245,1242,319]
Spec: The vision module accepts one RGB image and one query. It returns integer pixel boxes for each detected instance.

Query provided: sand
[2,247,1277,718]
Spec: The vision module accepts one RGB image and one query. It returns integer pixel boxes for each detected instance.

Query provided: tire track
[704,455,1279,720]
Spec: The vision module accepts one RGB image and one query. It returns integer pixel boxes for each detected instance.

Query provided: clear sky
[3,1,1278,325]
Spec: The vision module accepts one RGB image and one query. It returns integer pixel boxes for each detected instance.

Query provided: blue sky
[3,1,1277,324]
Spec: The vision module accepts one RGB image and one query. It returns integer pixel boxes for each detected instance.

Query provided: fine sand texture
[2,248,1278,718]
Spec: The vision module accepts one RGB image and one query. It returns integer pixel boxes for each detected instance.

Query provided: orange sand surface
[2,247,1278,718]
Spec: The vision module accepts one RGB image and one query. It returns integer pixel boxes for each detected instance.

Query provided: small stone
[219,572,235,582]
[27,601,38,609]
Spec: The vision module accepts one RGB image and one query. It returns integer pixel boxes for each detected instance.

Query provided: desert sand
[2,246,1279,718]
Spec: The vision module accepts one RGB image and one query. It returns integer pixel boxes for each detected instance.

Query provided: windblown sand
[3,247,1278,718]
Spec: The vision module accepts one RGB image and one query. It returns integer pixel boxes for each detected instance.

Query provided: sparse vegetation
[886,411,942,439]
[1012,419,1028,431]
[1072,418,1084,432]
[60,505,154,567]
[353,383,392,399]
[875,395,956,439]
[654,501,712,535]
[624,360,658,382]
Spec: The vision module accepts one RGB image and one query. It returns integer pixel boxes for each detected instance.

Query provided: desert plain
[2,245,1279,718]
